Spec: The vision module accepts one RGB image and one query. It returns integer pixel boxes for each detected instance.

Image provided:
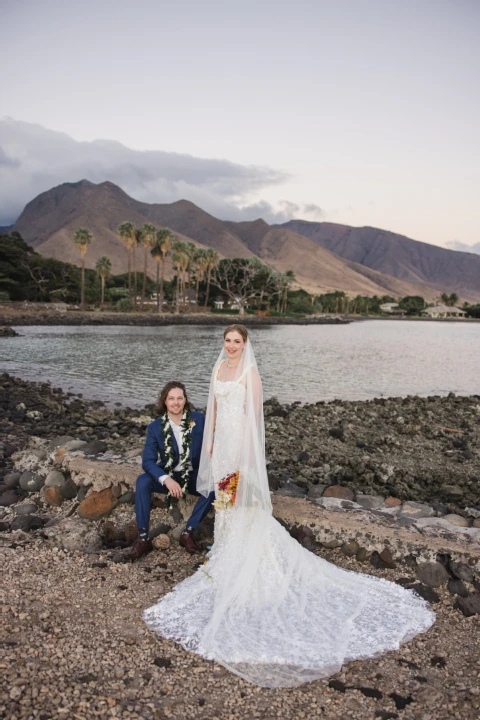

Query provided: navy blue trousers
[135,470,215,540]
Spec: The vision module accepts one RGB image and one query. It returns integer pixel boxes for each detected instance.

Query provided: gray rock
[307,485,327,500]
[60,478,79,500]
[4,472,21,489]
[315,497,363,512]
[10,515,44,532]
[399,501,435,519]
[356,547,372,562]
[48,435,75,451]
[14,502,37,516]
[415,561,450,587]
[170,524,185,541]
[19,471,44,493]
[0,489,19,506]
[82,440,108,455]
[447,579,469,597]
[64,440,88,451]
[150,523,172,539]
[441,484,464,498]
[454,593,480,617]
[275,483,307,498]
[321,539,343,549]
[354,494,384,510]
[430,503,448,516]
[31,448,47,461]
[408,583,440,604]
[43,517,102,552]
[45,470,66,488]
[118,489,135,504]
[449,561,474,584]
[341,541,359,557]
[76,486,89,502]
[443,514,472,528]
[465,506,480,519]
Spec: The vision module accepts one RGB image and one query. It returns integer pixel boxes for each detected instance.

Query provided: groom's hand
[164,477,183,498]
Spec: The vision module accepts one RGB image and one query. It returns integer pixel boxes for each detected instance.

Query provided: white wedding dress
[144,378,435,688]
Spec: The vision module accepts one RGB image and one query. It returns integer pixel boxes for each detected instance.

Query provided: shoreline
[1,307,479,327]
[0,309,349,327]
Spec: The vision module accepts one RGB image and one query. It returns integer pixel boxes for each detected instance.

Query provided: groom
[126,380,215,560]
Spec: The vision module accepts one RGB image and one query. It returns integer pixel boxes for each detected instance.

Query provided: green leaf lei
[160,409,193,506]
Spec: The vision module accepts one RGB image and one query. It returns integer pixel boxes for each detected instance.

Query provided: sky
[1,0,479,252]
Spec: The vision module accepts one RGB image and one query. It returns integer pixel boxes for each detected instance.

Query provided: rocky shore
[1,373,480,719]
[0,306,349,327]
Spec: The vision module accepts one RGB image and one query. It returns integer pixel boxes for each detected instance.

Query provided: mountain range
[11,180,480,302]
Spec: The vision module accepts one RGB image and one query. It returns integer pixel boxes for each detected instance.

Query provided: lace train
[144,507,434,688]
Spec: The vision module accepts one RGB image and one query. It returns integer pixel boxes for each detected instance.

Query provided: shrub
[115,298,134,312]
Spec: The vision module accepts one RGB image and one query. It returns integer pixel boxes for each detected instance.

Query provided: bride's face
[224,331,246,362]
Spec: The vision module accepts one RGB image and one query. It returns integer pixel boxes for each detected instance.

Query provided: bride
[144,324,435,688]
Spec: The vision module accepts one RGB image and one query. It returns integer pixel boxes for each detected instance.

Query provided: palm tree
[204,248,220,309]
[193,248,209,308]
[139,223,158,308]
[118,222,135,299]
[282,270,295,312]
[72,228,92,309]
[172,241,189,313]
[133,227,142,307]
[95,256,112,309]
[151,228,174,312]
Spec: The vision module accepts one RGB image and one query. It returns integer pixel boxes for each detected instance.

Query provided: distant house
[422,304,466,319]
[380,302,405,316]
[213,296,245,311]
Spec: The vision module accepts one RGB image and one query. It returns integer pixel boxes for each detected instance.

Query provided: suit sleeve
[142,423,167,481]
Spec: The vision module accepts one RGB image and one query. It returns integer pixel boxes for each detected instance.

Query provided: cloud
[0,118,321,226]
[445,239,480,255]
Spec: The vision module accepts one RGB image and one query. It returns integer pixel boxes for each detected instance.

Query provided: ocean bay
[1,320,479,408]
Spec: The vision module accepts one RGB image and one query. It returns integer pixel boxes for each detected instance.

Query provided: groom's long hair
[156,381,192,416]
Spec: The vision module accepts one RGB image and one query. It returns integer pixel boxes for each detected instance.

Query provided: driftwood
[434,424,463,434]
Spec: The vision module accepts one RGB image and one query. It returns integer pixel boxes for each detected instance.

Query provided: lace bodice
[211,380,246,485]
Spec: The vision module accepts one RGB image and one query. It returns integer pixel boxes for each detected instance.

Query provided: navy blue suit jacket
[141,410,205,483]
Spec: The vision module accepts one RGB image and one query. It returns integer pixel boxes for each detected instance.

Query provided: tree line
[71,222,296,314]
[1,230,479,318]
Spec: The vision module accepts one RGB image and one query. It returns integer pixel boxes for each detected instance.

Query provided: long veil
[197,338,272,512]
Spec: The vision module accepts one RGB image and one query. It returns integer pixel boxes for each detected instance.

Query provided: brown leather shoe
[125,538,153,561]
[179,531,202,554]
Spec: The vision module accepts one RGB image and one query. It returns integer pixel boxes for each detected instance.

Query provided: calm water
[1,321,479,408]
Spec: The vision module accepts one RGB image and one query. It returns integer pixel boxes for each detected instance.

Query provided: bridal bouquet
[214,471,239,510]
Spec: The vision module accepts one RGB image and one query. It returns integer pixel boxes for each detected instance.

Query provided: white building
[422,304,466,319]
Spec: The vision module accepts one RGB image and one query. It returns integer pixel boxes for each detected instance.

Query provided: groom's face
[165,388,186,416]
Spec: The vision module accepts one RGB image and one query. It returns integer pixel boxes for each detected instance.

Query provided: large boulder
[0,489,20,507]
[43,517,102,552]
[44,486,64,507]
[78,488,118,520]
[45,470,66,488]
[4,472,21,489]
[415,561,450,587]
[323,485,354,501]
[10,515,44,532]
[19,471,44,493]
